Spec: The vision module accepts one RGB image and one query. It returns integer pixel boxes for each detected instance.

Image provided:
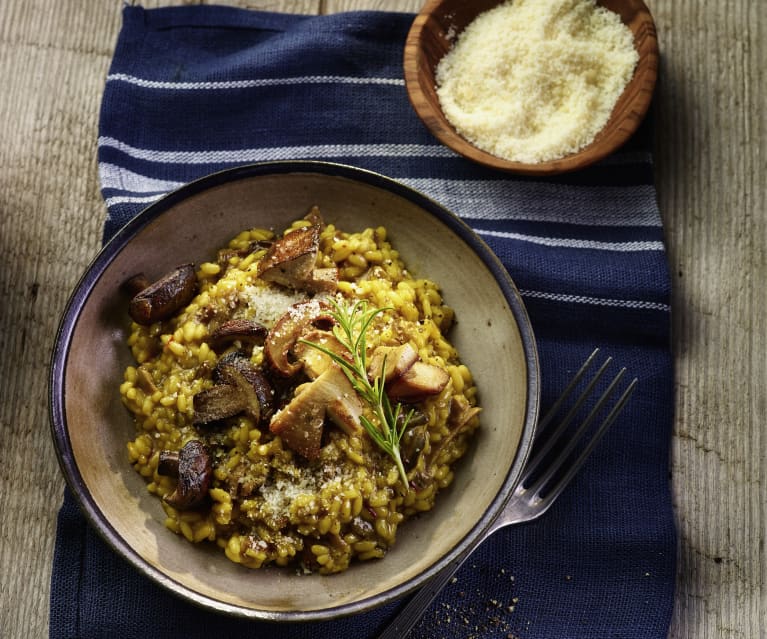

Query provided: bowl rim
[49,160,540,620]
[403,0,659,176]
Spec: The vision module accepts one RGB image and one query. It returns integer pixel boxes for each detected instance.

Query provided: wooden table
[1,1,764,637]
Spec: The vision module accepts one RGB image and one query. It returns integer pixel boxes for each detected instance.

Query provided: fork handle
[377,524,500,639]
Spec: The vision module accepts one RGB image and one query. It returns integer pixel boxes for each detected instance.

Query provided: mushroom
[399,410,429,470]
[264,300,334,377]
[447,394,482,431]
[257,207,338,293]
[291,328,350,379]
[367,343,419,383]
[135,365,158,394]
[193,353,273,425]
[425,396,481,470]
[386,361,450,403]
[127,263,197,325]
[269,364,363,460]
[192,383,248,425]
[157,449,179,477]
[208,318,267,352]
[159,440,212,510]
[214,352,275,423]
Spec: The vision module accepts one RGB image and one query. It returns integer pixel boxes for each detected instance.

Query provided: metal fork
[378,348,638,639]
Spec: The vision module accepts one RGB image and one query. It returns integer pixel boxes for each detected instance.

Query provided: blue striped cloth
[51,6,676,638]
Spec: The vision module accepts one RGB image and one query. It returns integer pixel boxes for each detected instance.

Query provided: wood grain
[0,1,764,638]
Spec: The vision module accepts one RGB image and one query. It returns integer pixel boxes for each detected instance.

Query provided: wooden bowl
[404,0,659,175]
[50,161,539,620]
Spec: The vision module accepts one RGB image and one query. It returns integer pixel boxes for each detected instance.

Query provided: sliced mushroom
[162,440,212,510]
[193,353,273,425]
[269,364,363,459]
[303,267,339,293]
[208,319,267,352]
[292,329,350,379]
[447,394,482,431]
[193,383,248,425]
[135,365,158,394]
[367,343,419,384]
[214,353,274,423]
[425,396,481,470]
[257,207,338,293]
[157,450,179,477]
[387,361,450,403]
[399,410,429,470]
[127,264,197,325]
[264,300,334,377]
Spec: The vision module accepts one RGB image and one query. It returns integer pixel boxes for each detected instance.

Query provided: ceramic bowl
[49,161,539,620]
[404,0,659,175]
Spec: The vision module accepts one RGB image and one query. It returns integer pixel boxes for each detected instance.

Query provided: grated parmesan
[435,0,639,163]
[239,282,308,328]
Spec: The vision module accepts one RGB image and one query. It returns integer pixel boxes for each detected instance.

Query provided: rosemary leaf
[300,298,411,489]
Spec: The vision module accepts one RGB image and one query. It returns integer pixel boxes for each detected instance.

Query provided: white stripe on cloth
[399,178,662,227]
[99,136,650,167]
[99,163,184,193]
[477,229,665,252]
[106,73,405,90]
[520,289,671,312]
[99,136,456,162]
[99,162,661,229]
[104,193,167,208]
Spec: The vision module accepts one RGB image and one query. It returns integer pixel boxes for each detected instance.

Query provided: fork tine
[536,347,601,432]
[522,350,613,483]
[532,375,638,505]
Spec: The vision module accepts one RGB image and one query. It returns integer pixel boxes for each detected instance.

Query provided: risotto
[119,207,481,574]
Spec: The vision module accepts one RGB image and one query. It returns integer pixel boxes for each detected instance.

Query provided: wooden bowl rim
[404,0,659,176]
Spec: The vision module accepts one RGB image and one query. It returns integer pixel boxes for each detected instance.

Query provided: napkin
[51,6,676,638]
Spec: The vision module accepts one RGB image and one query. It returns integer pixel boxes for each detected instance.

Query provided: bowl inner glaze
[52,163,538,619]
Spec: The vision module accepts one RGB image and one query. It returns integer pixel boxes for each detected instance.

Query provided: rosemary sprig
[299,298,413,488]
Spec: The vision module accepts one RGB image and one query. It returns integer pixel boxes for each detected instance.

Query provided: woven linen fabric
[51,6,676,639]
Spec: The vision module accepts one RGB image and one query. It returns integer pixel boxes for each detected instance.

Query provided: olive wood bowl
[404,0,659,176]
[50,161,539,620]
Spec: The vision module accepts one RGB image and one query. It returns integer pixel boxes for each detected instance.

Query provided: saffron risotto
[120,213,480,574]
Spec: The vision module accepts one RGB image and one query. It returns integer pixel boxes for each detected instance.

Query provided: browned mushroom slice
[302,267,339,293]
[193,352,274,425]
[135,365,158,394]
[269,365,363,459]
[163,440,212,510]
[447,394,482,430]
[128,263,197,325]
[214,354,274,423]
[257,207,338,293]
[264,299,334,377]
[387,361,450,403]
[192,383,248,425]
[258,222,321,288]
[208,319,268,352]
[367,343,419,383]
[157,450,180,477]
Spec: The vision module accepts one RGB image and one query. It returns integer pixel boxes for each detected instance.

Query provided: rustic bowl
[49,161,539,620]
[404,0,659,176]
